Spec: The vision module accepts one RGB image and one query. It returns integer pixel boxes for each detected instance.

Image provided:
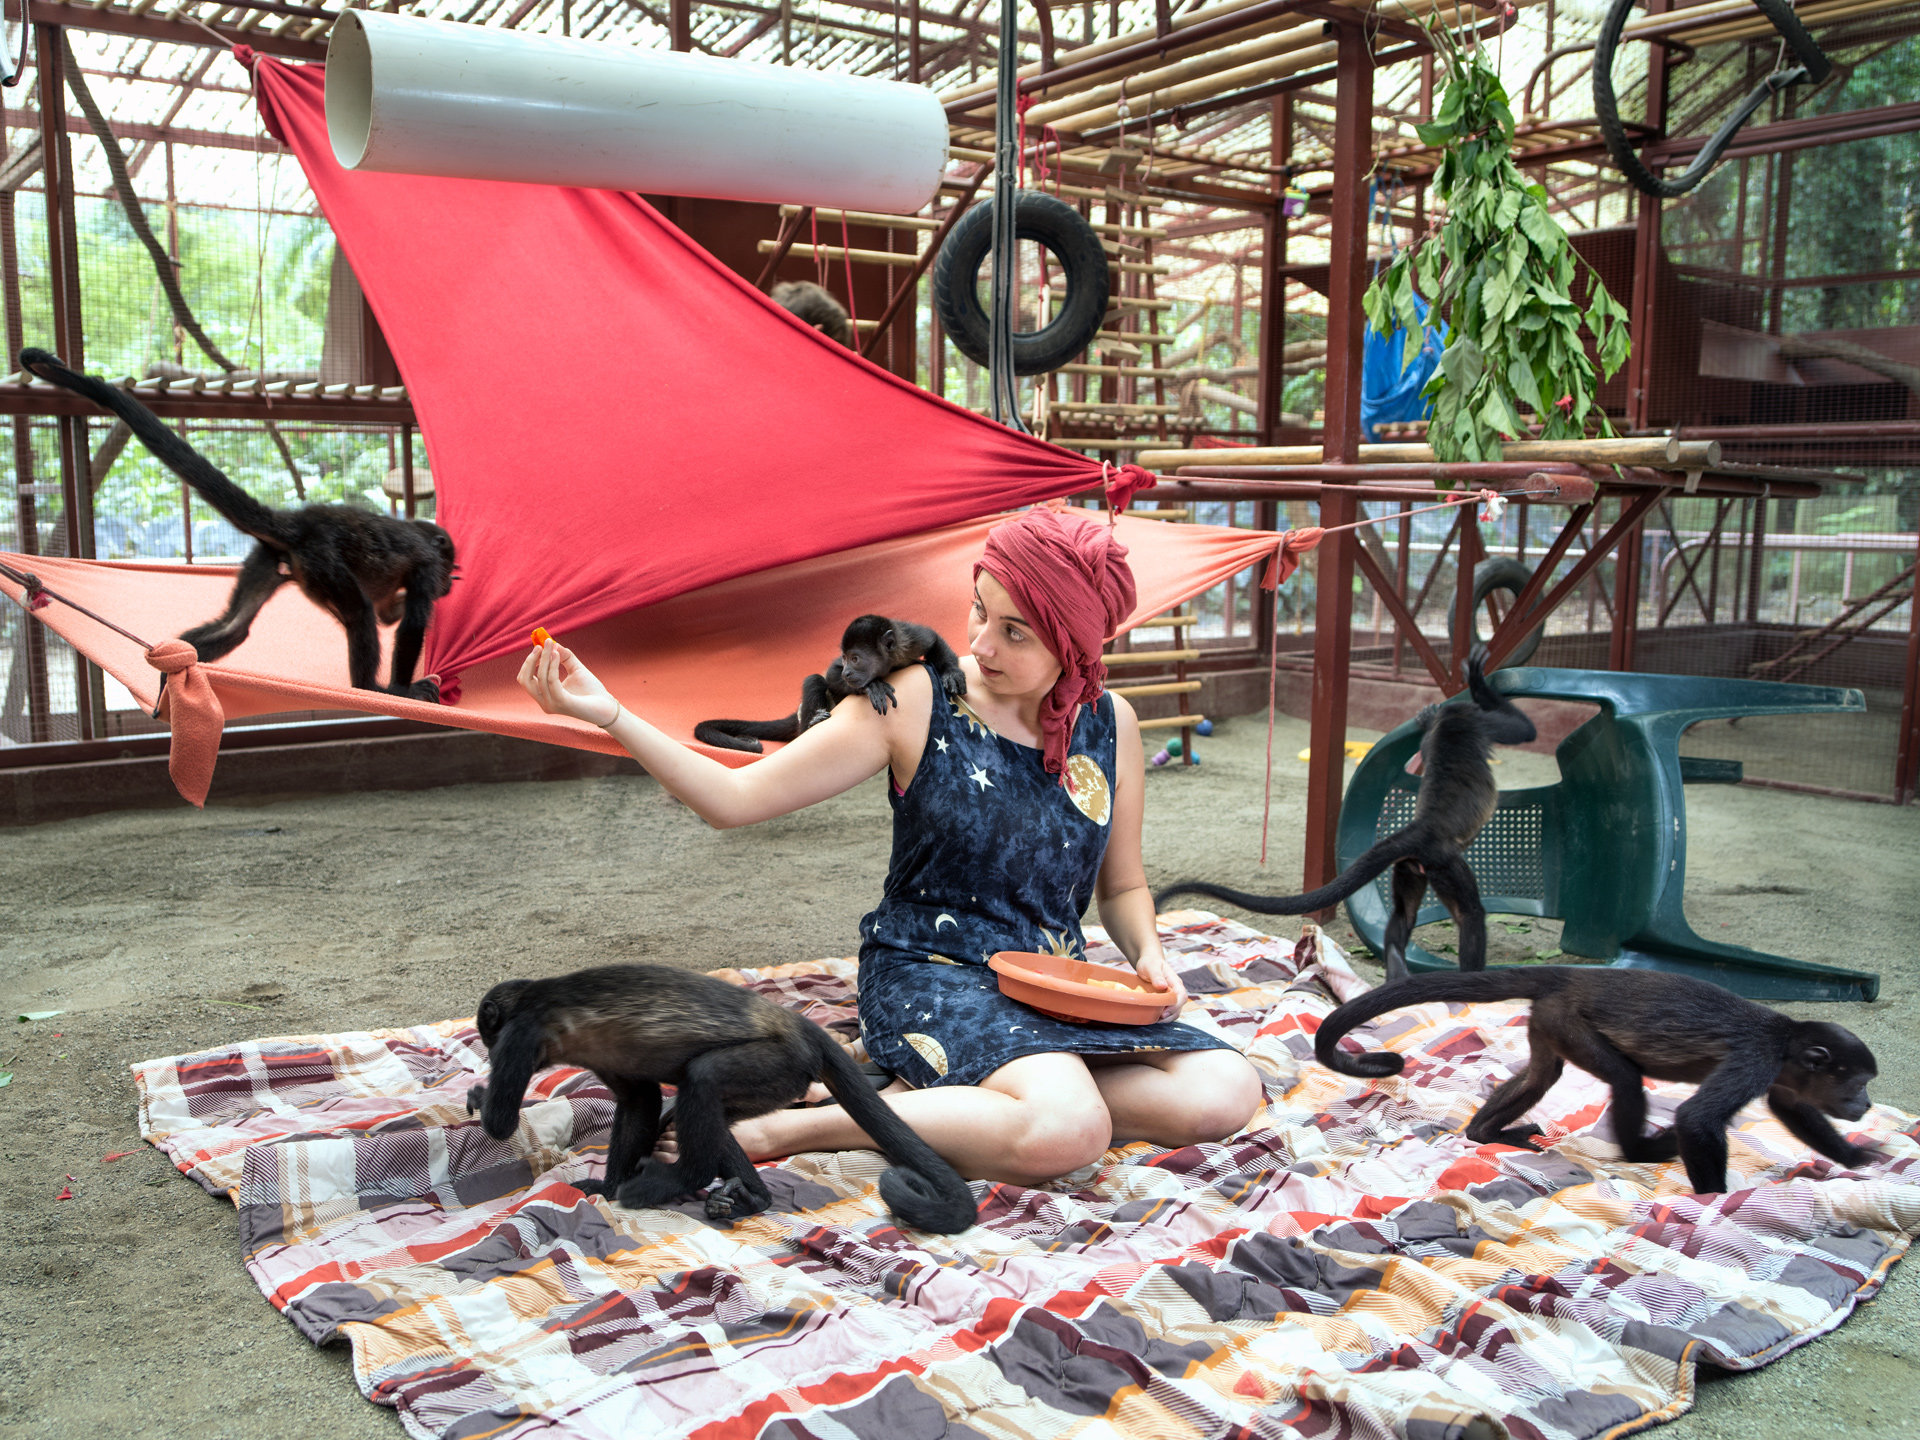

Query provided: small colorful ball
[1196,719,1214,736]
[1151,749,1171,767]
[1166,736,1184,757]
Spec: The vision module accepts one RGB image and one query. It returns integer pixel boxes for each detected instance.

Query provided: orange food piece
[531,627,553,647]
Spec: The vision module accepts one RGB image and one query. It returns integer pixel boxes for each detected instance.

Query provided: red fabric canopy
[247,54,1108,686]
[1,54,1302,805]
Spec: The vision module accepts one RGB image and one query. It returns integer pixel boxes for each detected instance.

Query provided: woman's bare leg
[728,1052,1117,1186]
[1086,1048,1266,1148]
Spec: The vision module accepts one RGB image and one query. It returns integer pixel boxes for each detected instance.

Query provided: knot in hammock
[433,672,462,706]
[21,571,49,611]
[145,638,199,674]
[1262,529,1324,590]
[231,44,258,68]
[976,507,1136,786]
[1101,462,1157,517]
[145,640,224,808]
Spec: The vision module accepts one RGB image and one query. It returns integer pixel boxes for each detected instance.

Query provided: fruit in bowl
[987,950,1171,1025]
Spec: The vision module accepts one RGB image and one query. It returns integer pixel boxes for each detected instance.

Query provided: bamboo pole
[1021,22,1326,127]
[1136,436,1724,469]
[1046,41,1340,135]
[937,0,1270,106]
[1105,647,1202,663]
[1107,679,1204,698]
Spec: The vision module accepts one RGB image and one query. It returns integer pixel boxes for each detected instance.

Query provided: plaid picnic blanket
[133,914,1920,1440]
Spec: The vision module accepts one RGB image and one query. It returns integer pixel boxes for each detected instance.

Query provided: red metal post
[1896,521,1920,802]
[38,20,99,739]
[1451,501,1483,690]
[1608,509,1645,670]
[1624,0,1668,432]
[1303,21,1371,896]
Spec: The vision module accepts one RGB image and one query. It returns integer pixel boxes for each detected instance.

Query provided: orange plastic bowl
[987,950,1171,1025]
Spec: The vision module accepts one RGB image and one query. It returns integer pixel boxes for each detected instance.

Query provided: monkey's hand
[865,680,897,715]
[1467,642,1490,677]
[573,1178,611,1197]
[941,668,968,698]
[465,1084,488,1116]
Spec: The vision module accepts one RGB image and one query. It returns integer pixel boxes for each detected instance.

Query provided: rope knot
[144,638,199,674]
[145,640,223,808]
[21,572,48,610]
[1101,461,1157,518]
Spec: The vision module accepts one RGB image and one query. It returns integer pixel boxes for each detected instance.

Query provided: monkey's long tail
[810,1030,977,1234]
[1155,832,1427,917]
[1315,967,1567,1077]
[18,349,288,546]
[693,716,802,753]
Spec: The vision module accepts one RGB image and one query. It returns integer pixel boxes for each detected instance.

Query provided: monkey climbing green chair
[1337,667,1878,1003]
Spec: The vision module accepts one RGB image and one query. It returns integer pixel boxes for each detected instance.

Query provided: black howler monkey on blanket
[465,962,978,1233]
[1315,966,1882,1195]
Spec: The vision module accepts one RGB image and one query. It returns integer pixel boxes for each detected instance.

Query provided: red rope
[839,215,860,332]
[0,558,155,650]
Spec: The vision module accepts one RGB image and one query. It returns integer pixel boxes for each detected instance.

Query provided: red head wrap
[975,506,1137,785]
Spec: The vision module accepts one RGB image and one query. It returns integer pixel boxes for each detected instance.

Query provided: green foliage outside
[4,195,418,554]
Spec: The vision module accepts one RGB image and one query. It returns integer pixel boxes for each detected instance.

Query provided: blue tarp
[1361,291,1444,441]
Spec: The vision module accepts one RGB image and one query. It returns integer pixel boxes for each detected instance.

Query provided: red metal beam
[1351,540,1450,686]
[25,1,328,62]
[1302,19,1371,898]
[1644,98,1920,166]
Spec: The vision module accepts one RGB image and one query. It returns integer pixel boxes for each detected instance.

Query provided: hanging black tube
[1595,0,1830,199]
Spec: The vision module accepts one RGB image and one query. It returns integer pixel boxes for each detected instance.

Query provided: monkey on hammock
[1155,644,1535,982]
[464,962,978,1232]
[695,614,967,754]
[20,349,454,701]
[771,280,854,347]
[1313,965,1883,1195]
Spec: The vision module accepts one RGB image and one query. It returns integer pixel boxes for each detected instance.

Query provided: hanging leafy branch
[1363,25,1631,464]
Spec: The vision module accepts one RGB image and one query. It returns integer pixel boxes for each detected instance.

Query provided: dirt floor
[2,708,1916,1439]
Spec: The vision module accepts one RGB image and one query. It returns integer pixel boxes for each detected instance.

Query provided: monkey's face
[839,630,892,690]
[1783,1033,1877,1120]
[474,980,533,1050]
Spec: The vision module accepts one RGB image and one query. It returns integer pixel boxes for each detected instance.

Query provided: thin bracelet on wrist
[598,700,623,729]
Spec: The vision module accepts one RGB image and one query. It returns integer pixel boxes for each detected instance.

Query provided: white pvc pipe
[326,11,948,215]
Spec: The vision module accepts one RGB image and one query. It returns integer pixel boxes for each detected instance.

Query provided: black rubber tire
[932,190,1110,376]
[1594,0,1828,199]
[1451,556,1546,669]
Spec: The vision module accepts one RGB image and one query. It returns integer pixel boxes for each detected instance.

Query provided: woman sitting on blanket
[517,505,1263,1185]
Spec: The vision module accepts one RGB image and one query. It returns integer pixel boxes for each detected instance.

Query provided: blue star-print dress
[856,662,1234,1088]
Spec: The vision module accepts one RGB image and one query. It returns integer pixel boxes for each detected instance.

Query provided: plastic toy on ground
[1336,666,1879,1002]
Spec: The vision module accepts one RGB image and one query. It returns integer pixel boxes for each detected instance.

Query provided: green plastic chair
[1338,667,1878,1002]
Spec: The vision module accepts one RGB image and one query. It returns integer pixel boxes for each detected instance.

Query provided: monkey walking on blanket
[1316,966,1882,1195]
[19,348,455,701]
[695,614,967,754]
[465,963,978,1233]
[1154,644,1535,981]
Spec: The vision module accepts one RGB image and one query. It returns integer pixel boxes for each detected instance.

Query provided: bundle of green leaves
[1362,26,1631,464]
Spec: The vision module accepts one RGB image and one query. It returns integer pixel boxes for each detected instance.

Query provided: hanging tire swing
[1450,557,1548,669]
[933,190,1110,376]
[1594,0,1830,198]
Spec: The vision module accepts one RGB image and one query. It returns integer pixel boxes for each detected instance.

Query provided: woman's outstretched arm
[1093,695,1190,1015]
[518,639,918,829]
